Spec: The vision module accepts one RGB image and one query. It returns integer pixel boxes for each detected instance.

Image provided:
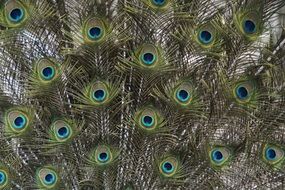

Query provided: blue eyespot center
[236,86,248,100]
[41,66,55,80]
[176,89,190,102]
[243,19,256,34]
[88,27,102,39]
[93,89,106,102]
[57,126,69,139]
[44,173,55,185]
[13,115,26,129]
[142,115,154,127]
[162,161,174,173]
[98,152,109,162]
[0,171,6,184]
[153,0,166,6]
[9,8,24,22]
[199,30,213,44]
[142,53,155,65]
[212,150,224,162]
[266,148,277,160]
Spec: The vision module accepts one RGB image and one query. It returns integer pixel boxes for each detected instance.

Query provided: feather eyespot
[159,157,178,177]
[41,66,55,81]
[83,17,106,43]
[6,110,30,133]
[209,147,231,167]
[198,30,213,45]
[88,26,103,40]
[0,170,8,188]
[51,120,73,142]
[233,81,255,103]
[89,82,109,104]
[92,89,107,102]
[141,115,154,128]
[138,44,159,67]
[176,89,191,103]
[94,146,113,165]
[138,108,158,130]
[262,144,284,166]
[8,7,24,23]
[140,52,156,66]
[98,152,110,163]
[152,0,166,6]
[242,19,256,34]
[37,167,58,189]
[173,82,193,106]
[36,58,60,83]
[4,0,28,27]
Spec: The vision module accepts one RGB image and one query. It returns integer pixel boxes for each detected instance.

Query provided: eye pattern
[141,115,154,128]
[0,170,7,187]
[13,114,26,129]
[37,167,58,189]
[8,7,24,23]
[242,19,256,34]
[176,89,191,103]
[211,149,224,163]
[41,66,55,80]
[94,145,113,165]
[161,161,174,174]
[152,0,166,6]
[88,26,102,40]
[137,108,159,130]
[56,126,70,139]
[198,30,213,44]
[92,89,106,102]
[52,120,73,142]
[141,52,156,65]
[173,82,193,106]
[209,147,231,167]
[84,17,106,43]
[138,44,159,67]
[263,144,284,166]
[235,85,248,100]
[158,157,178,177]
[36,58,59,83]
[233,81,255,103]
[6,110,30,133]
[97,152,110,163]
[44,173,56,185]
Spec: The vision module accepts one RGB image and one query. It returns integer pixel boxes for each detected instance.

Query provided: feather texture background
[0,0,284,189]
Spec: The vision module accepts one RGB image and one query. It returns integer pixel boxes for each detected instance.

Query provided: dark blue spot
[142,53,155,65]
[162,162,173,173]
[236,86,248,99]
[153,0,165,5]
[42,67,54,80]
[266,148,276,160]
[93,89,106,102]
[88,27,102,39]
[9,8,24,22]
[14,116,25,129]
[212,150,223,162]
[177,89,189,102]
[0,171,6,184]
[143,116,153,127]
[199,30,212,44]
[57,127,69,138]
[99,152,108,160]
[243,20,256,34]
[44,173,55,185]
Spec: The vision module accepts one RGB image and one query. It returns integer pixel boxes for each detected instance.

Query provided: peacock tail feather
[0,0,285,189]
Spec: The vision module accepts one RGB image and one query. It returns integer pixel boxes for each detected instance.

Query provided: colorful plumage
[0,0,285,189]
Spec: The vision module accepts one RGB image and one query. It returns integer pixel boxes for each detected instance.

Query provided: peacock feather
[0,0,285,189]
